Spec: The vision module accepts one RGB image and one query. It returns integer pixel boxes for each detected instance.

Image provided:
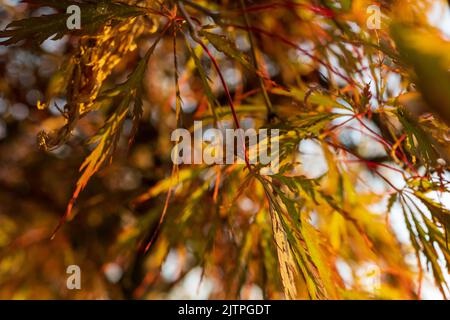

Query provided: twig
[239,0,274,121]
[177,1,253,172]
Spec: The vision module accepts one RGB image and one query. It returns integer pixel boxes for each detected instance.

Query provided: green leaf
[185,37,220,122]
[415,192,450,232]
[199,30,254,72]
[387,193,398,213]
[396,107,438,166]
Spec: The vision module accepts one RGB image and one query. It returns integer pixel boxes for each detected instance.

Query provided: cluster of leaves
[0,0,148,45]
[1,0,450,299]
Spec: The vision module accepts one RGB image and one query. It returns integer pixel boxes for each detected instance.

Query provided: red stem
[228,24,355,86]
[197,41,252,172]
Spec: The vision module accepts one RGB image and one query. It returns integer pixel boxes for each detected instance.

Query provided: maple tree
[0,0,450,299]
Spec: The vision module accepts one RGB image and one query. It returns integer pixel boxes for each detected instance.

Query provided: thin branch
[239,0,274,120]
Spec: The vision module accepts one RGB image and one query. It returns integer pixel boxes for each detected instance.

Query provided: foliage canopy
[1,0,450,299]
